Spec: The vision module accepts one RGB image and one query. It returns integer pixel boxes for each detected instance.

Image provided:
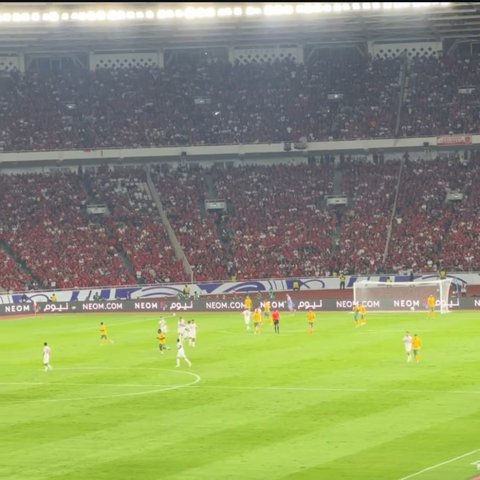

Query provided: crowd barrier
[1,296,479,316]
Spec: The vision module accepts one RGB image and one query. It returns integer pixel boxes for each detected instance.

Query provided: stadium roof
[0,2,479,54]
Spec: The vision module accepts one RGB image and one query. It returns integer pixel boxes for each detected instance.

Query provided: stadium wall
[1,296,479,316]
[0,273,475,305]
[0,134,477,166]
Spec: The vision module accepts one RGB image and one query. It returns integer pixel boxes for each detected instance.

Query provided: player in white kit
[188,320,197,347]
[159,317,168,334]
[176,338,192,367]
[242,309,252,331]
[43,342,52,372]
[177,317,186,339]
[403,331,413,362]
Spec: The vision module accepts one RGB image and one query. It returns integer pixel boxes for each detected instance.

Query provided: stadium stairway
[145,167,193,280]
[204,170,235,273]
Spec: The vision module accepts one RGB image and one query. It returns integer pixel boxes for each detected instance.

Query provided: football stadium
[1,2,480,479]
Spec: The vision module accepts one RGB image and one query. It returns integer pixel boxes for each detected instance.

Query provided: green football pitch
[1,310,479,480]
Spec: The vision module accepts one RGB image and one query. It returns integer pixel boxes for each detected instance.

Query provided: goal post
[353,279,453,313]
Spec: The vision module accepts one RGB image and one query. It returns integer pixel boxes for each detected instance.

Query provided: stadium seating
[335,159,402,274]
[84,166,185,284]
[209,163,336,279]
[0,54,401,152]
[0,171,134,289]
[152,166,230,282]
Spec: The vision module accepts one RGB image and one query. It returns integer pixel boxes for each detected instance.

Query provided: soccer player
[263,300,272,325]
[412,334,422,363]
[352,304,361,327]
[159,317,168,334]
[157,329,166,354]
[359,304,367,326]
[307,309,316,334]
[176,338,192,367]
[100,322,114,345]
[188,320,197,347]
[253,307,262,335]
[286,294,295,312]
[242,308,252,332]
[403,331,413,362]
[184,321,191,344]
[43,342,52,372]
[245,295,252,311]
[427,294,436,319]
[272,309,280,334]
[177,317,186,339]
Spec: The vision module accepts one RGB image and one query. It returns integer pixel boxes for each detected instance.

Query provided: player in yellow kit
[157,329,166,354]
[245,295,252,311]
[359,304,367,326]
[412,334,422,363]
[100,322,114,345]
[253,307,262,335]
[307,309,316,334]
[263,300,272,325]
[427,294,436,319]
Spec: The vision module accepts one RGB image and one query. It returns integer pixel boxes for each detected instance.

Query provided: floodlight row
[0,3,451,23]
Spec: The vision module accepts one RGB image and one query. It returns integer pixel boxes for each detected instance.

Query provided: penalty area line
[397,449,480,480]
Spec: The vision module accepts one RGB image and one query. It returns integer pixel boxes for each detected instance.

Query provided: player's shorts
[264,311,270,318]
[353,313,359,321]
[43,355,50,364]
[273,320,279,324]
[413,349,420,355]
[100,335,107,339]
[309,322,314,327]
[405,345,412,353]
[177,352,186,359]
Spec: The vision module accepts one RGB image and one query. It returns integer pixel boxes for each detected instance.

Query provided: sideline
[397,449,480,480]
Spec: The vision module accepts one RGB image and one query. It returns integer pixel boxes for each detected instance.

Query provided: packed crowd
[335,160,402,274]
[210,163,337,279]
[400,54,480,137]
[387,156,480,273]
[1,156,480,292]
[152,165,230,282]
[84,166,185,284]
[0,171,133,289]
[0,52,415,152]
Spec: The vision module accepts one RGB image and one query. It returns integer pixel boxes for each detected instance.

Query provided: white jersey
[176,341,186,359]
[178,320,186,335]
[243,310,252,324]
[189,323,197,339]
[183,325,191,339]
[159,319,167,333]
[43,345,51,362]
[403,335,413,352]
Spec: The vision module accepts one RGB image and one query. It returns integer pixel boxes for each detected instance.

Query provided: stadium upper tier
[1,156,480,292]
[0,52,479,152]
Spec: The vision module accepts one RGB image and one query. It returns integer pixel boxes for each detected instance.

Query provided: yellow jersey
[100,325,107,336]
[412,337,422,349]
[307,311,316,323]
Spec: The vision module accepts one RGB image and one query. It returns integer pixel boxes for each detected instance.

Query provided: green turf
[0,310,479,480]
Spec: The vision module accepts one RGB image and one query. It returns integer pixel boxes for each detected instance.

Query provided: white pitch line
[397,449,480,480]
[0,368,201,402]
[189,385,480,395]
[0,382,192,388]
